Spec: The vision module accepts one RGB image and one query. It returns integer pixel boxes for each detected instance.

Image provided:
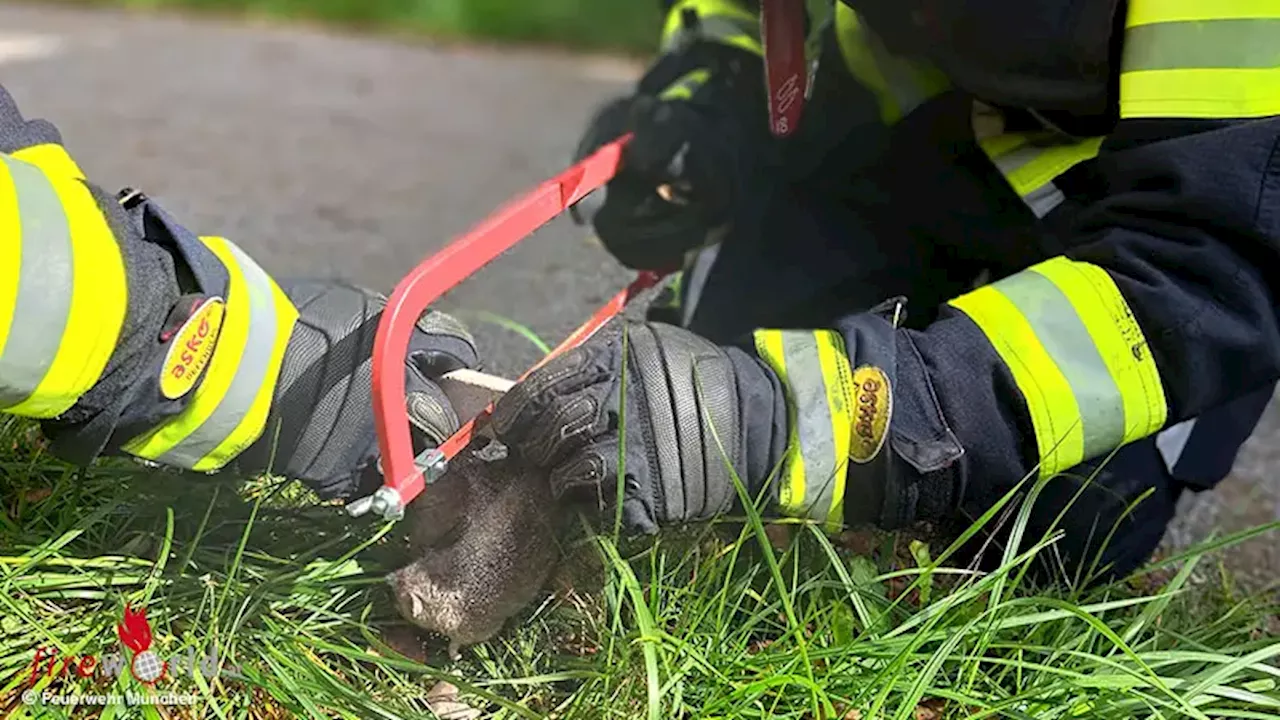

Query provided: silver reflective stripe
[0,155,73,409]
[985,140,1089,219]
[1156,417,1198,474]
[995,269,1127,459]
[777,332,840,521]
[1023,182,1068,219]
[988,142,1043,180]
[156,240,278,468]
[680,243,720,327]
[1124,19,1280,72]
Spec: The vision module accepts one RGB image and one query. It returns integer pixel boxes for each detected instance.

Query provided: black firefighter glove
[38,204,479,503]
[0,83,479,503]
[492,304,967,535]
[570,22,772,271]
[490,317,787,534]
[234,282,481,501]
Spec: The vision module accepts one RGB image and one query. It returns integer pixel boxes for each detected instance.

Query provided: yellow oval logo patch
[160,297,224,400]
[849,365,892,464]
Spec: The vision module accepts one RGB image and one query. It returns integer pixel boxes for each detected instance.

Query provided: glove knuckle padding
[411,310,480,376]
[492,342,610,436]
[527,393,600,468]
[549,442,609,501]
[628,323,740,523]
[406,383,460,448]
[491,348,584,436]
[502,359,614,468]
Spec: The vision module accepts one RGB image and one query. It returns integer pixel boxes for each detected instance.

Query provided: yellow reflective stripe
[2,157,126,418]
[0,155,69,412]
[754,329,855,531]
[663,0,757,34]
[660,68,712,101]
[661,0,762,55]
[1121,2,1280,119]
[191,240,297,470]
[1120,68,1280,119]
[0,162,21,400]
[950,283,1084,476]
[1128,0,1280,26]
[834,3,948,125]
[1033,258,1167,444]
[11,143,85,181]
[755,329,805,514]
[949,257,1168,478]
[124,237,298,470]
[814,330,853,531]
[834,4,895,122]
[124,239,251,462]
[980,133,1027,159]
[999,138,1104,198]
[980,134,1104,217]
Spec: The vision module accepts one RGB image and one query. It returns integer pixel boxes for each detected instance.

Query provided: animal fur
[387,439,562,658]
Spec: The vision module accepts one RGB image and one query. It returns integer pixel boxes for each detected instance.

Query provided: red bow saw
[349,0,810,521]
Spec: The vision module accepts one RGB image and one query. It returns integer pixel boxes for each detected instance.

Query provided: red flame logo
[116,604,153,654]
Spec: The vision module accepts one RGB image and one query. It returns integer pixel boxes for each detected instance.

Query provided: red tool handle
[761,0,809,137]
[366,134,663,518]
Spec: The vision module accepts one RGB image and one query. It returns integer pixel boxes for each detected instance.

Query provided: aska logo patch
[849,365,892,464]
[160,298,224,400]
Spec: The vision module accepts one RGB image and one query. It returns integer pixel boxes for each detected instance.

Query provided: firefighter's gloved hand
[490,317,786,533]
[570,40,770,272]
[0,84,480,503]
[236,281,480,501]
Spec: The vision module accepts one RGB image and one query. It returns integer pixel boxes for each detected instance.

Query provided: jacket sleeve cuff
[745,297,967,532]
[832,299,966,529]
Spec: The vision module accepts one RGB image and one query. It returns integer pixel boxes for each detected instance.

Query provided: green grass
[2,411,1280,719]
[56,0,666,54]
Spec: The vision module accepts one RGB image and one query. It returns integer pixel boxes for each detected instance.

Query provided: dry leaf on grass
[914,698,946,720]
[426,681,481,720]
[836,528,880,556]
[764,523,792,550]
[22,487,52,503]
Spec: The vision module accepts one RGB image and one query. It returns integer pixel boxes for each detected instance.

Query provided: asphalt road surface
[2,3,1275,587]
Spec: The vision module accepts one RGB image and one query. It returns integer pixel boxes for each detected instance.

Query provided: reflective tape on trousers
[0,154,74,410]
